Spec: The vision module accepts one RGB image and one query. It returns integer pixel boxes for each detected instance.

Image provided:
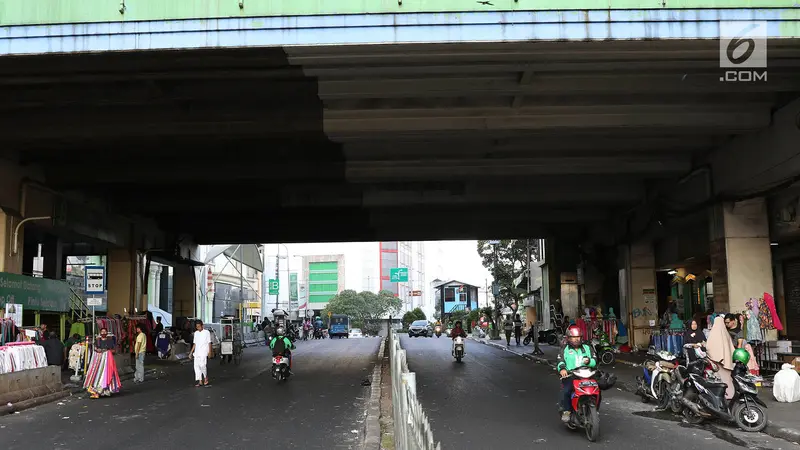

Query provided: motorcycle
[562,366,602,442]
[434,325,442,338]
[452,336,466,362]
[271,353,291,382]
[679,359,767,432]
[523,327,560,346]
[635,351,677,405]
[593,339,616,366]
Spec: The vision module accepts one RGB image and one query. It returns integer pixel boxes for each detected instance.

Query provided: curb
[470,337,800,444]
[362,337,386,450]
[0,390,70,415]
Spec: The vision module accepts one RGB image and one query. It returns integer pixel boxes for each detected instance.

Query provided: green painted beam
[0,0,795,26]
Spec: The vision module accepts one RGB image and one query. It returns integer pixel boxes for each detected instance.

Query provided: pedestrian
[134,324,147,383]
[84,328,121,399]
[513,314,523,346]
[189,320,212,387]
[503,316,513,346]
[42,331,64,367]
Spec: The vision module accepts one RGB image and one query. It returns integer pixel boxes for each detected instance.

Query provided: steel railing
[389,330,441,450]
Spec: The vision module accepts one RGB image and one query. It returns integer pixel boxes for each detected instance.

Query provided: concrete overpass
[1,0,799,333]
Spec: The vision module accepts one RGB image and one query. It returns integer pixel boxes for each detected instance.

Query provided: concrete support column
[709,198,774,330]
[623,241,657,350]
[173,264,196,318]
[42,235,63,280]
[153,265,162,308]
[107,248,138,316]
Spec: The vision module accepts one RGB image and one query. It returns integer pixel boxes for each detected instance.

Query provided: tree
[323,289,403,330]
[477,239,537,338]
[402,307,426,328]
[433,302,441,320]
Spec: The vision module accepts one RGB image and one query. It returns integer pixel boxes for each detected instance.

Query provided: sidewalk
[470,335,800,445]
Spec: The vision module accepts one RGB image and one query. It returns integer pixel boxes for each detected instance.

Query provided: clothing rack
[648,328,685,355]
[1,318,20,345]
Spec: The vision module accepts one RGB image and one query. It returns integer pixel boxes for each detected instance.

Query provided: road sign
[327,311,332,318]
[411,290,422,297]
[268,279,280,295]
[390,267,409,282]
[84,265,105,295]
[488,240,501,245]
[87,297,103,307]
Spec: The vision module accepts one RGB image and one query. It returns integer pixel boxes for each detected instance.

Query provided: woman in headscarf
[683,318,705,362]
[706,316,735,399]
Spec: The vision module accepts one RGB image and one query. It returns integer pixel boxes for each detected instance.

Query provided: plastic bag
[772,363,800,403]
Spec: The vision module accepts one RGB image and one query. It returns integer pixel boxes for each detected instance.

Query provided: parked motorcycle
[435,325,442,338]
[636,351,677,405]
[522,327,561,346]
[272,354,291,382]
[452,336,466,362]
[679,358,767,432]
[593,339,616,366]
[561,366,602,442]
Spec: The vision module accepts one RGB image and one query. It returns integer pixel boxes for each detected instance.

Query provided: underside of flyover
[2,39,800,244]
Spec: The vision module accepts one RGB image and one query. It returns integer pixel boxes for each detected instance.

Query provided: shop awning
[204,244,264,271]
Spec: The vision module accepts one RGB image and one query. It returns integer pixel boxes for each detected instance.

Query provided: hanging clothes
[745,310,761,343]
[68,322,86,338]
[763,293,783,331]
[83,336,121,398]
[0,342,48,374]
[755,297,775,330]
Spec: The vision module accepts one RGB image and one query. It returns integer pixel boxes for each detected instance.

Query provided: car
[408,320,432,337]
[349,328,363,338]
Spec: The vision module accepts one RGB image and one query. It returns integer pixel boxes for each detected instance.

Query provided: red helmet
[566,325,581,337]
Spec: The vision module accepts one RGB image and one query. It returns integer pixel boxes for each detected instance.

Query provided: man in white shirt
[190,320,212,387]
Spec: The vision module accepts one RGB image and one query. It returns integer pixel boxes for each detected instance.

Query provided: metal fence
[389,330,441,450]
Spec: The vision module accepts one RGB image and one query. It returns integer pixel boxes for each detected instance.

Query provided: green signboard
[390,267,409,283]
[0,271,73,312]
[289,273,298,304]
[268,279,280,295]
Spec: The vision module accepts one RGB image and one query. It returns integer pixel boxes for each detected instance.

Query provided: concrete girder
[709,97,800,198]
[106,179,645,213]
[43,156,687,187]
[315,75,800,100]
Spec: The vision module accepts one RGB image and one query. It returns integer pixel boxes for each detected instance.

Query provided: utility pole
[491,241,501,340]
[239,245,245,319]
[275,248,280,311]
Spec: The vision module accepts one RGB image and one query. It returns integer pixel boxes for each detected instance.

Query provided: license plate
[579,381,598,387]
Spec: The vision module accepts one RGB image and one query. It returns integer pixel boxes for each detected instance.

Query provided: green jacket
[269,336,294,352]
[556,343,597,372]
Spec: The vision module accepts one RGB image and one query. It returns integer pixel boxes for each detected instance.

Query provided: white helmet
[276,327,285,336]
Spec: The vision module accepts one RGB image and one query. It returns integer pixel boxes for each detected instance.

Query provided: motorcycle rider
[557,324,597,423]
[450,321,467,338]
[269,327,296,371]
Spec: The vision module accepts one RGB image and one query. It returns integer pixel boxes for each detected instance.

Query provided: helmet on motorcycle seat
[566,325,582,338]
[276,327,285,336]
[732,348,750,365]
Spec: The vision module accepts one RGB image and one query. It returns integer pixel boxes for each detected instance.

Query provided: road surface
[401,335,787,450]
[0,337,379,450]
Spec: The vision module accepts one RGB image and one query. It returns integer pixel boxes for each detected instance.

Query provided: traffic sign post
[268,279,280,295]
[84,266,105,337]
[390,267,409,283]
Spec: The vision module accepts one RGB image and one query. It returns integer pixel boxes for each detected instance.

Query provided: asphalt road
[0,337,380,450]
[401,335,789,450]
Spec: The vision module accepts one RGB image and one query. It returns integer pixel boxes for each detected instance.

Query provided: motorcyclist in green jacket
[557,324,597,422]
[270,327,296,370]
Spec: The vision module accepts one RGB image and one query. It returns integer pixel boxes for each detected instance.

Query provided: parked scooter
[636,351,677,405]
[679,349,767,432]
[523,327,561,346]
[593,338,616,366]
[434,325,442,338]
[452,336,466,362]
[561,366,602,442]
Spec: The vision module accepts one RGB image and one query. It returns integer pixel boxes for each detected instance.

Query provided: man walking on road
[190,320,212,387]
[134,324,147,383]
[513,314,523,346]
[503,316,513,346]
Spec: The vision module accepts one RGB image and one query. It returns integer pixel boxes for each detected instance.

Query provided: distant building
[379,241,425,313]
[432,280,480,318]
[300,254,345,315]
